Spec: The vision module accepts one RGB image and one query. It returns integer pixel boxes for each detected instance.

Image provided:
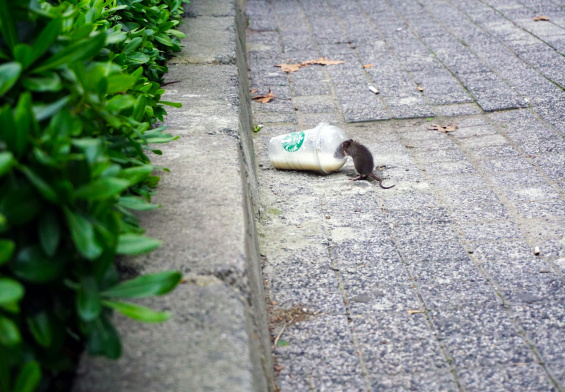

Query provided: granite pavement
[246,0,565,390]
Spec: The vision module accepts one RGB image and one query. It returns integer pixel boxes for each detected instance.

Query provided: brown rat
[340,139,395,189]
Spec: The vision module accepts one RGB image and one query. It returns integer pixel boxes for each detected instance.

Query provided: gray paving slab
[246,0,565,390]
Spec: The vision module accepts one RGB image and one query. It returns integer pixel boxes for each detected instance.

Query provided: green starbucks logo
[282,131,305,152]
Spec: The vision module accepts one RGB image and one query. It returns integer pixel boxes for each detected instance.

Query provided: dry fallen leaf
[275,63,304,73]
[534,15,550,21]
[408,309,424,315]
[303,57,345,66]
[363,64,375,68]
[428,123,457,133]
[250,89,257,93]
[275,57,345,74]
[417,86,424,92]
[252,90,275,104]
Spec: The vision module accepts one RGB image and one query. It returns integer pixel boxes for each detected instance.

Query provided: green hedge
[0,0,188,390]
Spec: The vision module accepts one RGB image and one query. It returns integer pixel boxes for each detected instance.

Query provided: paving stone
[418,278,501,309]
[292,95,337,114]
[397,240,471,265]
[459,221,524,242]
[268,261,346,315]
[392,223,460,246]
[296,112,344,129]
[360,337,449,376]
[420,160,478,176]
[275,315,363,379]
[456,134,511,149]
[412,148,467,162]
[450,202,514,224]
[352,311,435,344]
[382,192,439,210]
[279,375,367,392]
[408,257,485,283]
[433,103,483,117]
[470,240,535,262]
[431,305,535,366]
[519,218,565,242]
[348,283,422,314]
[514,200,565,219]
[481,258,565,305]
[449,124,498,139]
[292,80,333,96]
[477,156,531,173]
[429,173,489,190]
[500,184,561,202]
[368,370,458,392]
[331,240,400,266]
[456,363,557,392]
[440,188,501,206]
[466,144,524,159]
[486,169,548,187]
[386,207,452,226]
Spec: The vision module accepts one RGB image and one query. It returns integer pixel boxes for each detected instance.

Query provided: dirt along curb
[71,1,273,391]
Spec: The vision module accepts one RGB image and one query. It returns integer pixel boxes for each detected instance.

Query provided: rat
[339,139,395,189]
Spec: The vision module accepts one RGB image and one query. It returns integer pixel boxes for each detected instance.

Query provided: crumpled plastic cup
[268,123,348,174]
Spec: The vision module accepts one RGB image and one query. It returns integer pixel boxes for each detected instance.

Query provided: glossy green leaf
[22,73,63,92]
[127,52,150,65]
[27,312,52,347]
[0,0,17,51]
[102,271,181,298]
[0,239,15,265]
[154,33,173,47]
[77,278,101,322]
[123,37,142,53]
[75,177,130,200]
[0,278,24,305]
[13,361,41,392]
[0,62,22,97]
[118,165,153,184]
[32,17,61,61]
[106,30,128,45]
[118,196,160,211]
[14,44,34,69]
[106,94,136,112]
[71,138,102,164]
[116,234,161,255]
[19,166,58,203]
[33,32,106,73]
[13,92,32,156]
[133,95,147,121]
[159,100,182,108]
[103,300,171,323]
[64,208,103,260]
[87,316,121,359]
[0,186,41,225]
[12,246,62,283]
[106,74,137,94]
[0,151,15,177]
[0,316,21,346]
[33,96,69,121]
[38,210,60,257]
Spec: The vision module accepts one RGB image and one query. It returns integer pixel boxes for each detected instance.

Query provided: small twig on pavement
[273,320,289,348]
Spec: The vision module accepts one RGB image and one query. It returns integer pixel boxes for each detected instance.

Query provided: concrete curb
[71,0,273,391]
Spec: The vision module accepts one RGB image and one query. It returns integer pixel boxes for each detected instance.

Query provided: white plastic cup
[268,123,348,174]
